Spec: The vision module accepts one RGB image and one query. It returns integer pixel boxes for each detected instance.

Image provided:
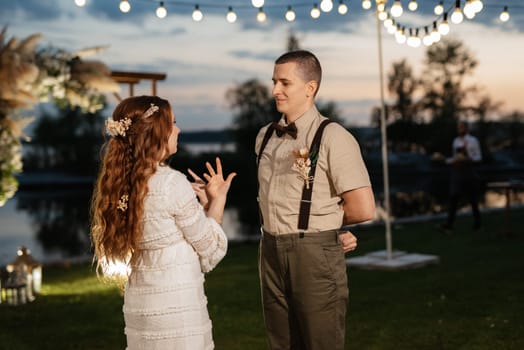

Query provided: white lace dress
[123,165,227,350]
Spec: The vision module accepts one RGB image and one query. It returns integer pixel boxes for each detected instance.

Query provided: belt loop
[299,232,305,238]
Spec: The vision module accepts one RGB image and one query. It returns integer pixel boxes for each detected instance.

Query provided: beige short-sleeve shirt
[255,105,371,235]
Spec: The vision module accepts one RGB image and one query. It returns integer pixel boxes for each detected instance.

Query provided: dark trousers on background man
[444,168,482,231]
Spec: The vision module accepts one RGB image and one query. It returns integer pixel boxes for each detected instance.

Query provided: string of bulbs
[72,0,515,48]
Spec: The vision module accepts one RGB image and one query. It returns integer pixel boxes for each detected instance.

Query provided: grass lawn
[1,208,523,349]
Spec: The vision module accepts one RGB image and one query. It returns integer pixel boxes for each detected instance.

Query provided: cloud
[1,0,523,132]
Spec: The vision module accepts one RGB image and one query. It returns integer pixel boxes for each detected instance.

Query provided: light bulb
[408,1,418,11]
[156,2,167,19]
[320,0,333,12]
[391,1,403,18]
[434,1,444,15]
[463,0,476,19]
[376,2,386,12]
[499,6,510,22]
[407,29,421,48]
[311,5,321,19]
[431,22,441,42]
[384,17,393,29]
[361,0,372,10]
[257,8,267,22]
[192,5,203,22]
[338,1,348,15]
[119,0,130,13]
[471,0,483,13]
[226,7,237,23]
[251,0,264,8]
[378,10,388,21]
[438,15,450,35]
[387,21,397,34]
[451,7,463,24]
[74,0,87,7]
[285,6,296,21]
[395,29,407,44]
[423,28,433,46]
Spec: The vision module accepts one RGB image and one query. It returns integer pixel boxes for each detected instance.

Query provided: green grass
[1,209,523,350]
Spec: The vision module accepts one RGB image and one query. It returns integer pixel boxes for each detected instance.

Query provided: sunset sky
[1,0,523,131]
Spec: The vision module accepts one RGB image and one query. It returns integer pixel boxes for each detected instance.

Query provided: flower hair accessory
[292,147,313,189]
[117,194,129,212]
[106,118,132,137]
[142,103,159,119]
[105,103,159,137]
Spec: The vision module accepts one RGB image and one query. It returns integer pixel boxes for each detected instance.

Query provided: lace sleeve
[169,172,228,273]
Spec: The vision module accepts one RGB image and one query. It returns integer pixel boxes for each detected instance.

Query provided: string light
[376,1,386,13]
[395,26,407,44]
[192,5,203,21]
[434,1,444,15]
[378,10,388,21]
[422,26,433,46]
[251,0,264,8]
[431,21,441,43]
[361,0,372,11]
[74,0,87,7]
[471,0,483,13]
[438,13,450,35]
[407,28,421,48]
[119,0,131,13]
[285,6,296,22]
[156,2,167,18]
[226,6,237,23]
[451,1,464,24]
[390,1,403,18]
[408,0,418,12]
[310,4,321,19]
[320,0,333,13]
[337,1,348,15]
[256,7,267,22]
[103,0,515,49]
[499,6,510,22]
[386,19,397,34]
[463,0,476,19]
[383,16,394,29]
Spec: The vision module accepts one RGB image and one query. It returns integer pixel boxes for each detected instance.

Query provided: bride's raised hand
[188,168,209,208]
[202,157,236,200]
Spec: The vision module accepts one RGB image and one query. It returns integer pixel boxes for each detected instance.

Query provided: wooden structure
[110,70,167,100]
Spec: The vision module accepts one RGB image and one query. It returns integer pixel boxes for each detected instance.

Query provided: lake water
[0,182,521,267]
[0,188,247,266]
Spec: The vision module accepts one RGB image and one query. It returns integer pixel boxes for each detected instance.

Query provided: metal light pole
[347,1,440,270]
[376,0,393,260]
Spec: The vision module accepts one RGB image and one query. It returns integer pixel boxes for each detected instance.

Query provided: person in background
[440,120,483,234]
[255,50,376,350]
[90,95,236,350]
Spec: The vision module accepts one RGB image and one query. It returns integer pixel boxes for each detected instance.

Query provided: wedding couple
[91,50,375,349]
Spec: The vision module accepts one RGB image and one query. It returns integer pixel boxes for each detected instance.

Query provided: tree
[420,38,478,154]
[287,31,301,51]
[25,106,105,174]
[421,37,478,123]
[226,79,278,153]
[387,59,419,122]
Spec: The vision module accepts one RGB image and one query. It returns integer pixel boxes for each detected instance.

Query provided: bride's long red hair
[91,95,173,272]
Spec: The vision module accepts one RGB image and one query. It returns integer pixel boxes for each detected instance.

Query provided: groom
[255,50,375,349]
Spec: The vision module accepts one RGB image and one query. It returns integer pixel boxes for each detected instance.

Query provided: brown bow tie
[272,122,298,139]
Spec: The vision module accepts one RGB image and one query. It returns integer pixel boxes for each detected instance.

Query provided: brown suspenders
[257,119,335,231]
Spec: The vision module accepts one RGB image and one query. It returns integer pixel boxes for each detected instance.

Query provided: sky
[1,0,523,131]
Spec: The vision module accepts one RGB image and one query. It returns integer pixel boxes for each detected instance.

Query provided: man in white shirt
[440,121,482,233]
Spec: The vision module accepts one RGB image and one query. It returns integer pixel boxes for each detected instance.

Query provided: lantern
[10,246,43,296]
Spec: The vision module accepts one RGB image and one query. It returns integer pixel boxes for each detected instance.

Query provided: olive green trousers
[259,230,349,350]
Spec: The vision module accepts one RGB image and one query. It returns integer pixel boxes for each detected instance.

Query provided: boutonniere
[291,147,318,189]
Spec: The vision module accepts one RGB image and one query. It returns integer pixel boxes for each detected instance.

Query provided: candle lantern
[10,246,43,296]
